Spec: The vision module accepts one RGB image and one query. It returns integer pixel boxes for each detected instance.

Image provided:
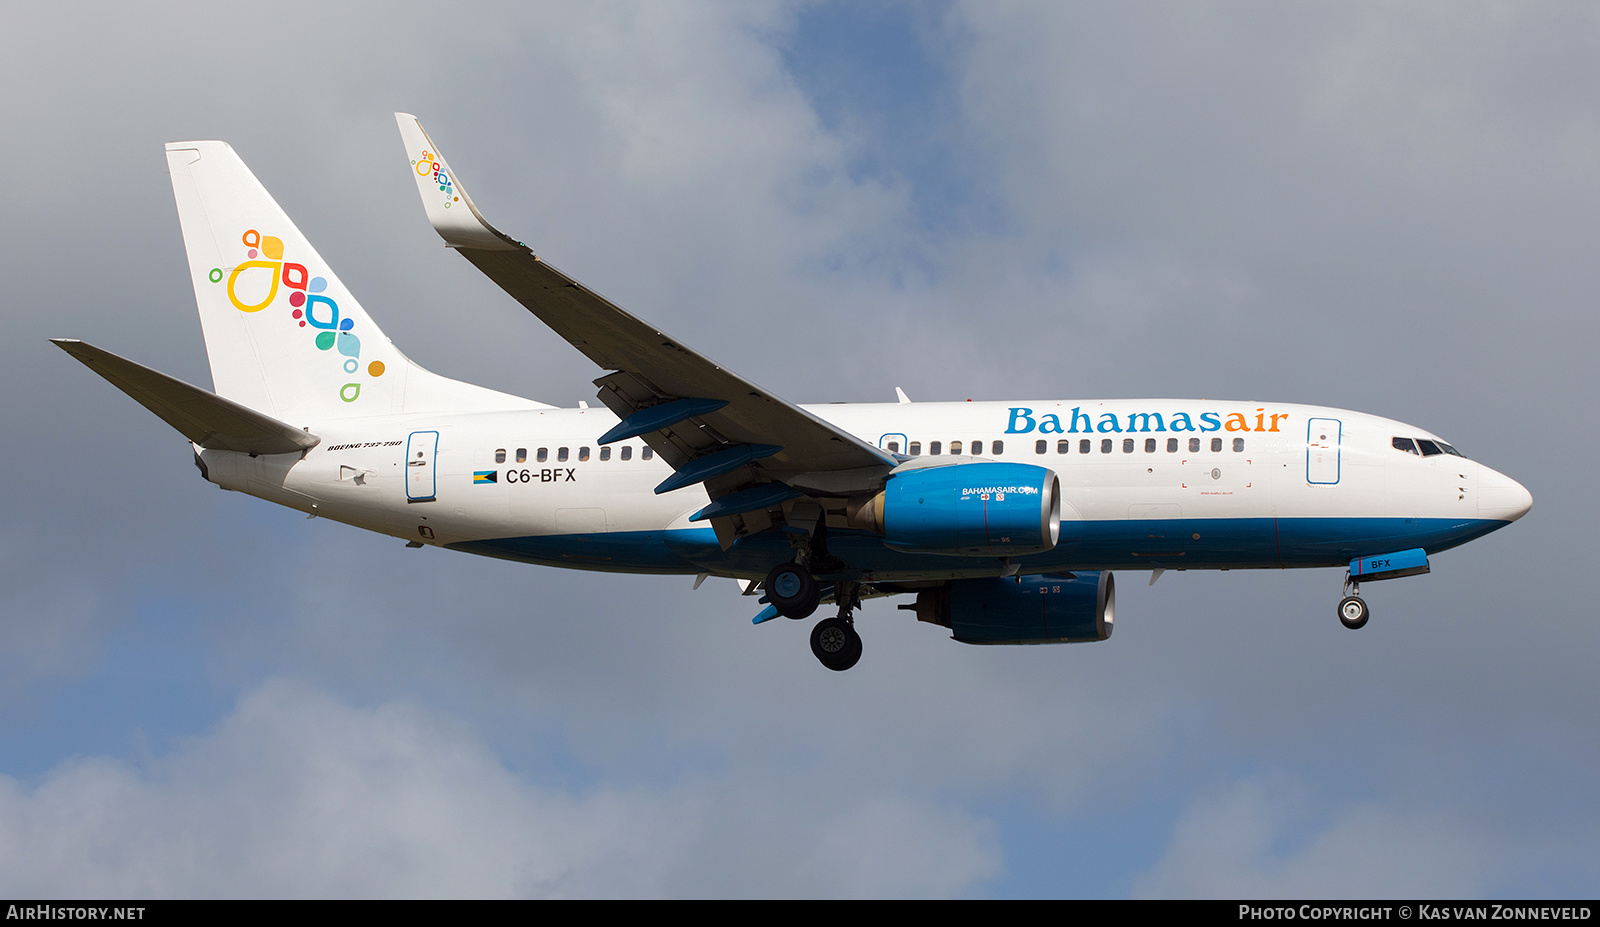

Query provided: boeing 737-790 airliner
[55,114,1532,671]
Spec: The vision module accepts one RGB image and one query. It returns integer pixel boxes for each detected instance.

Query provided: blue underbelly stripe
[447,516,1512,577]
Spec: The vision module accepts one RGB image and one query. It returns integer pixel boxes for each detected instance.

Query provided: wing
[394,114,896,527]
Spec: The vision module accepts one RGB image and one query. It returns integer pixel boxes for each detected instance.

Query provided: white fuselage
[197,398,1529,581]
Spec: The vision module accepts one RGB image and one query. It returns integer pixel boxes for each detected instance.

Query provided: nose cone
[1478,465,1533,522]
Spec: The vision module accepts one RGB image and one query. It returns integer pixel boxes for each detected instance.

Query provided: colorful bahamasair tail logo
[212,229,386,403]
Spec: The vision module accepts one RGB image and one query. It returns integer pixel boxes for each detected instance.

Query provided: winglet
[394,113,522,251]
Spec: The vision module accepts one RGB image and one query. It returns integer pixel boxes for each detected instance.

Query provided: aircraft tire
[810,617,862,671]
[1338,595,1369,630]
[767,562,820,620]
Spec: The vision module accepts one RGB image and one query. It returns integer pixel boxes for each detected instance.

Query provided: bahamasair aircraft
[55,114,1532,671]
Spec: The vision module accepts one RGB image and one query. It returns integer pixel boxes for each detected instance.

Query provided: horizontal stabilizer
[52,339,320,455]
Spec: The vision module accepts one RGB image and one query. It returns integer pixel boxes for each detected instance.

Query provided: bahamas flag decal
[473,471,497,484]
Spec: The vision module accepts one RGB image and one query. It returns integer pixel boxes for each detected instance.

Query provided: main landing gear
[810,581,863,672]
[1338,575,1369,630]
[766,561,863,670]
[766,511,863,670]
[766,561,820,620]
[810,617,862,672]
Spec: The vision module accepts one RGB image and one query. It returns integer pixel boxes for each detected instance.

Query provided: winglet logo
[210,229,386,403]
[412,150,459,210]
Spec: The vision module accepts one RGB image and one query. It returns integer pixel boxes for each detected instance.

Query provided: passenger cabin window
[600,447,611,461]
[537,448,548,462]
[1101,438,1112,454]
[1122,438,1135,453]
[579,447,590,461]
[992,440,1004,455]
[1145,438,1157,453]
[909,441,921,455]
[516,448,527,463]
[1189,438,1200,453]
[1036,439,1048,454]
[951,441,963,455]
[930,441,942,455]
[886,441,900,453]
[558,447,569,462]
[1211,438,1223,452]
[1167,438,1178,453]
[642,447,654,460]
[1058,440,1070,454]
[1080,439,1091,454]
[1233,437,1245,452]
[495,448,506,464]
[1393,437,1419,454]
[621,446,632,461]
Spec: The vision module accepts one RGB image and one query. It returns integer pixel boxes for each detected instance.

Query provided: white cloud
[0,678,999,898]
[1132,773,1492,898]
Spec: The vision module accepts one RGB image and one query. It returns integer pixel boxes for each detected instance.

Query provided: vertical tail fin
[165,141,546,423]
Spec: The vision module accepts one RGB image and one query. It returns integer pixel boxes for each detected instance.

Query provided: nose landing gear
[1338,575,1369,630]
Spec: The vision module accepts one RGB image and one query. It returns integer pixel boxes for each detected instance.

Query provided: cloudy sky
[2,1,1596,898]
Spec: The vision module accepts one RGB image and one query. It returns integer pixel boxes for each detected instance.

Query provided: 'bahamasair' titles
[1005,407,1290,434]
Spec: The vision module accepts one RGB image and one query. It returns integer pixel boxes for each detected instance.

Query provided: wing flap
[53,339,320,455]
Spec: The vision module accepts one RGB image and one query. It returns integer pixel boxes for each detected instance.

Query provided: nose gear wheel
[1338,595,1369,630]
[1337,574,1369,629]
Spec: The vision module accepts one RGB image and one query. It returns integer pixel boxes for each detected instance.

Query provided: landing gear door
[1306,418,1341,485]
[406,430,439,502]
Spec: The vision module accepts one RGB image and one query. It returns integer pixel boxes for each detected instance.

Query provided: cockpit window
[1394,435,1465,458]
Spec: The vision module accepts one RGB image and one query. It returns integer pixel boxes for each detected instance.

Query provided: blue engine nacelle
[851,462,1061,556]
[903,572,1114,644]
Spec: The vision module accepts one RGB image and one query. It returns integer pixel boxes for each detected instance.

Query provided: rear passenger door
[406,430,439,502]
